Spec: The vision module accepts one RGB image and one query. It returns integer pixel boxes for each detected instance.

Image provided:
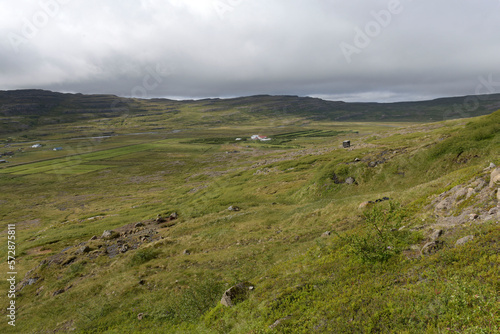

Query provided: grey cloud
[1,0,499,102]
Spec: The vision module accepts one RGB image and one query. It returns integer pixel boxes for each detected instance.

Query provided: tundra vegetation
[0,91,498,333]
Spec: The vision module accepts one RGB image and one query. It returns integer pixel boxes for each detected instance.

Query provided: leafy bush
[337,202,416,263]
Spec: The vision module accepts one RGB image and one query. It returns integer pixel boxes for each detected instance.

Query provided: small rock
[137,313,144,320]
[455,235,474,247]
[368,161,378,168]
[429,229,443,241]
[490,168,500,187]
[420,241,443,256]
[354,158,361,162]
[27,278,38,285]
[488,162,496,169]
[183,249,190,255]
[466,188,475,199]
[269,316,292,329]
[119,244,129,253]
[322,231,331,237]
[469,213,479,220]
[134,222,144,228]
[228,205,240,211]
[220,282,254,307]
[89,235,97,241]
[169,212,178,219]
[138,279,146,285]
[358,201,373,209]
[78,245,91,254]
[345,177,356,185]
[102,230,118,240]
[488,207,498,215]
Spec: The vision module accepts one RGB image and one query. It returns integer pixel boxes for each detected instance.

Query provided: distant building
[53,147,63,151]
[32,144,42,148]
[0,159,7,163]
[251,135,271,142]
[343,140,351,148]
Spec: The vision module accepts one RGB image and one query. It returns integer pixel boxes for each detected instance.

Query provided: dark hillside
[2,89,500,135]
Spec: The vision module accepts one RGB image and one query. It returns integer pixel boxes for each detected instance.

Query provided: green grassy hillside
[0,100,498,333]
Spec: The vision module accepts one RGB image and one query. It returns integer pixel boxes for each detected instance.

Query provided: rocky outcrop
[102,230,119,240]
[220,282,254,307]
[428,166,499,228]
[489,167,500,187]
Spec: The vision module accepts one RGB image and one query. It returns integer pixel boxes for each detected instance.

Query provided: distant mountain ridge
[1,89,500,135]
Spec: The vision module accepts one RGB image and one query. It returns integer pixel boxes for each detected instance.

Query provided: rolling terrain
[0,91,499,333]
[2,89,500,137]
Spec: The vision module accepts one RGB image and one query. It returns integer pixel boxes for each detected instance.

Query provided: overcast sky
[1,0,500,102]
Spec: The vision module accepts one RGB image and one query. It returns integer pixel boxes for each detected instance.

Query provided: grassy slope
[0,107,498,333]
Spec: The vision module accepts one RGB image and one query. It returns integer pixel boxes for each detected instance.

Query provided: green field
[0,98,499,333]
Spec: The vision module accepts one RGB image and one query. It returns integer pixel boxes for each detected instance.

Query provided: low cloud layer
[1,0,500,102]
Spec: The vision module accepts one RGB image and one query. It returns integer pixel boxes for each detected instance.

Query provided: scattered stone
[139,279,146,285]
[155,214,165,223]
[269,316,292,329]
[89,235,97,241]
[345,177,356,185]
[488,162,496,169]
[27,278,38,286]
[420,241,443,256]
[102,230,119,240]
[137,313,144,320]
[119,244,129,253]
[78,245,91,254]
[466,188,475,199]
[490,168,500,187]
[354,158,361,162]
[358,201,373,209]
[183,249,190,255]
[228,205,240,212]
[488,207,498,215]
[169,212,178,219]
[134,222,144,228]
[429,229,443,241]
[455,235,474,247]
[220,282,254,307]
[322,231,331,237]
[368,161,378,168]
[469,213,479,220]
